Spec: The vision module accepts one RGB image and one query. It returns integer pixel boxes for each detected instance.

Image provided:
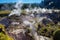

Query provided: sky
[0,0,44,3]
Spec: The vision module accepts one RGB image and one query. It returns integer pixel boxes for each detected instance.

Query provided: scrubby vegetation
[0,24,14,40]
[37,23,60,40]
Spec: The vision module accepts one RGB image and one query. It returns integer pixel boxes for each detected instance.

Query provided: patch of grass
[0,10,11,14]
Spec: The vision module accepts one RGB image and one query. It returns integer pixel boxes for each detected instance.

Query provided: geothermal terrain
[0,1,60,40]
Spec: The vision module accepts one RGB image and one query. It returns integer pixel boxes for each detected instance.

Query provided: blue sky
[0,0,43,3]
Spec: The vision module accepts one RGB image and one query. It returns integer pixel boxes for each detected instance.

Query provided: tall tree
[42,0,60,9]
